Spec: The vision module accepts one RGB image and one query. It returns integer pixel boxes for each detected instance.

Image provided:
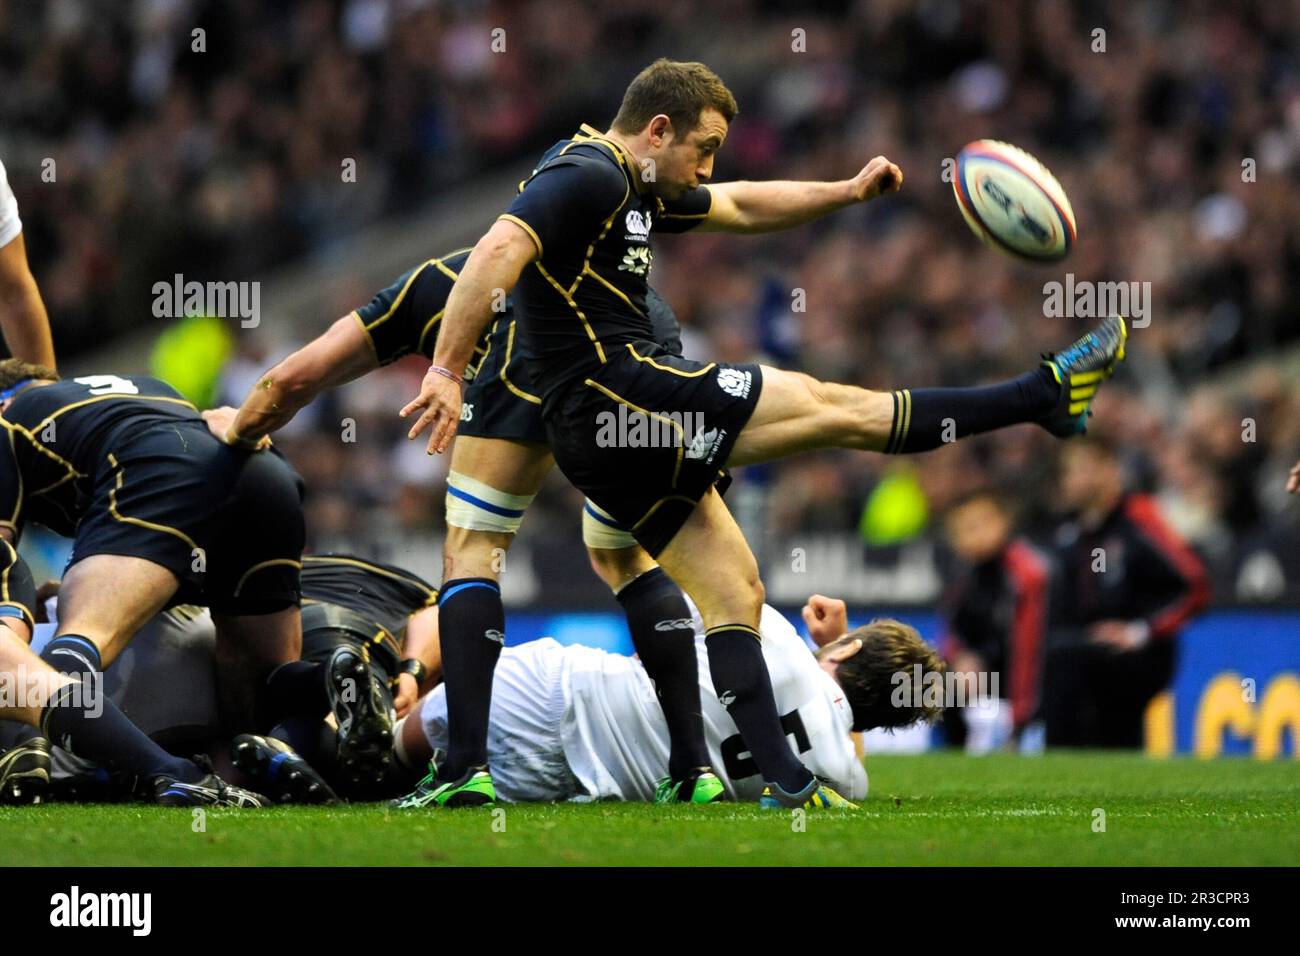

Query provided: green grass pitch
[2,752,1296,866]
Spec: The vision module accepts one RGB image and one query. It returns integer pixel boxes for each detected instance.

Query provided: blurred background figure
[939,489,1049,754]
[1043,435,1210,747]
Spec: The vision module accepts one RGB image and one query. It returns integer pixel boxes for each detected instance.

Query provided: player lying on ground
[392,592,942,806]
[402,59,1129,809]
[0,553,443,804]
[0,545,265,806]
[213,253,728,805]
[0,359,321,806]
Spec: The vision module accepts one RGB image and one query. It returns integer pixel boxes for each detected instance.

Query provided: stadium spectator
[939,488,1049,752]
[1042,435,1211,748]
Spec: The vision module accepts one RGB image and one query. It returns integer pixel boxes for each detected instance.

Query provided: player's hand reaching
[201,406,271,450]
[849,156,903,202]
[400,364,464,454]
[802,594,850,647]
[1287,459,1300,494]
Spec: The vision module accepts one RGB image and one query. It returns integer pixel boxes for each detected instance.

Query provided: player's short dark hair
[824,618,946,732]
[611,59,738,137]
[0,358,59,393]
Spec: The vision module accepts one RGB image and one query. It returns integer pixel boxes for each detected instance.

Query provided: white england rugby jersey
[419,604,867,802]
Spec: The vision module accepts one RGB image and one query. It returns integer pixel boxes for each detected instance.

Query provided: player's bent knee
[445,470,534,535]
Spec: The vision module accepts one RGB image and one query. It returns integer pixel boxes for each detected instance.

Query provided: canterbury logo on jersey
[484,629,505,644]
[654,618,693,632]
[716,368,752,399]
[684,426,727,464]
[717,690,737,707]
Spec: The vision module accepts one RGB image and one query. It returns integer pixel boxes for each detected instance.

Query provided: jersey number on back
[74,375,139,396]
[720,710,811,781]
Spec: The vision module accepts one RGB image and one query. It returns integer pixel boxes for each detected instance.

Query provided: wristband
[399,658,429,684]
[429,365,464,387]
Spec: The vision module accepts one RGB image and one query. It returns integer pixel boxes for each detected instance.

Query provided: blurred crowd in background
[4,0,1300,603]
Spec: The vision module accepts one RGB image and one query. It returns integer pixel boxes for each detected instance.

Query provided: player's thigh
[729,366,891,466]
[587,544,658,592]
[654,488,763,629]
[444,436,553,580]
[55,555,180,666]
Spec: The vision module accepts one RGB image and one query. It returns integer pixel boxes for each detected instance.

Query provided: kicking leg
[730,316,1128,465]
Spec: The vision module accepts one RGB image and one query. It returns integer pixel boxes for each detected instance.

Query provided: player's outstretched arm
[1288,459,1300,494]
[219,315,378,447]
[698,155,902,234]
[402,219,535,454]
[0,234,55,370]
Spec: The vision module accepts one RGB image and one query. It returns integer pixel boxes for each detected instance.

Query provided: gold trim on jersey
[538,262,607,365]
[583,378,689,447]
[363,261,430,333]
[583,265,647,318]
[418,309,445,357]
[302,555,437,600]
[631,494,699,533]
[626,343,716,377]
[106,453,199,551]
[232,558,302,597]
[498,214,543,257]
[350,310,382,366]
[500,319,541,405]
[32,394,197,434]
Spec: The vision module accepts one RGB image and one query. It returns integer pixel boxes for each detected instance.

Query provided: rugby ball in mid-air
[953,139,1076,262]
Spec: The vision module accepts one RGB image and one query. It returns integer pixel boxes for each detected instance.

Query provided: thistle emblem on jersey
[624,210,652,237]
[618,246,652,276]
[716,368,752,399]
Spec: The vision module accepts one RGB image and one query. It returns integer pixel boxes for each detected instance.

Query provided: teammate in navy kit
[218,250,726,806]
[404,59,1127,808]
[0,360,310,789]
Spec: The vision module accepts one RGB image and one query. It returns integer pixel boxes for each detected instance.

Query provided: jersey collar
[574,124,647,194]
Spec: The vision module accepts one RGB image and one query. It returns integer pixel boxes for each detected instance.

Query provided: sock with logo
[616,567,710,780]
[39,633,103,678]
[40,683,202,782]
[704,625,813,794]
[437,578,504,780]
[883,367,1057,453]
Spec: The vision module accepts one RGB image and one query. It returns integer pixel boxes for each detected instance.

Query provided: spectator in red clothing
[940,489,1049,752]
[1043,436,1211,748]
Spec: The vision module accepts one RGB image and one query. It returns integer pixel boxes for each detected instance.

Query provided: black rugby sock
[437,578,505,780]
[255,660,329,730]
[616,568,710,779]
[41,684,202,783]
[884,366,1057,453]
[704,625,812,793]
[40,634,103,677]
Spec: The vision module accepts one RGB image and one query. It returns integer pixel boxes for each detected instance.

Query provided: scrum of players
[0,57,1166,810]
